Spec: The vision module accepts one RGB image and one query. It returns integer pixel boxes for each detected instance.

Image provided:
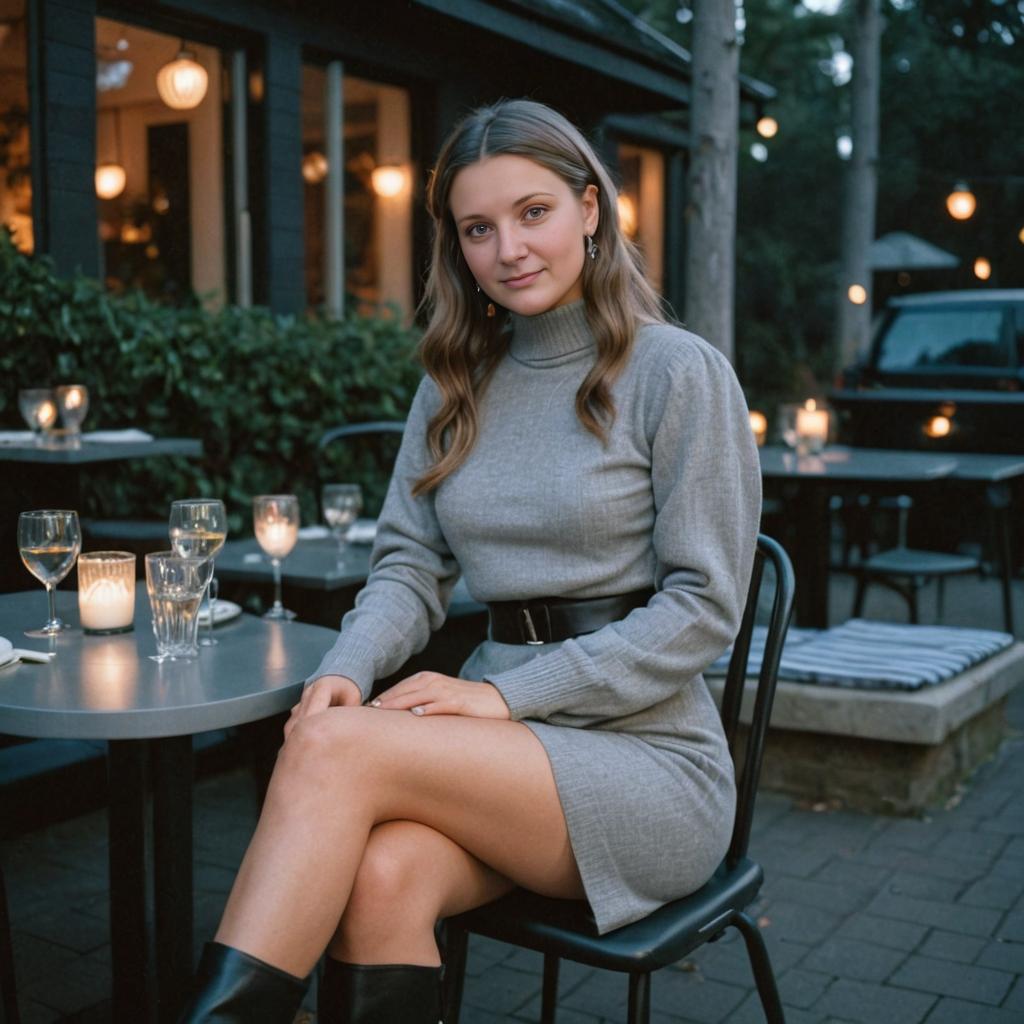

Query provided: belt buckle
[521,607,546,645]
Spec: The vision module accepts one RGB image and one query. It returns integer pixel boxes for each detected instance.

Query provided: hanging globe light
[95,163,127,199]
[302,151,329,184]
[370,165,408,198]
[156,45,208,110]
[946,182,976,221]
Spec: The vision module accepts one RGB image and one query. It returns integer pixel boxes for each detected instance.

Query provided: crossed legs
[214,706,585,977]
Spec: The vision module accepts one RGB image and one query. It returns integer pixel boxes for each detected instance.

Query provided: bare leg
[215,707,584,977]
[328,819,516,966]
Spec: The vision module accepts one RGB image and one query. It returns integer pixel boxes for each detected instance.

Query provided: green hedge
[0,232,423,533]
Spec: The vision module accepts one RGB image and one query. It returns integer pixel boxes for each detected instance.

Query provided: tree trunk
[685,0,740,362]
[834,0,881,374]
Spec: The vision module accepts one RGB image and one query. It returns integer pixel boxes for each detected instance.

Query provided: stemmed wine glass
[17,510,81,637]
[169,498,227,646]
[253,495,299,620]
[322,483,363,563]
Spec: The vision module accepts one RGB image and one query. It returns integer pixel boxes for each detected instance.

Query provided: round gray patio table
[0,588,337,1023]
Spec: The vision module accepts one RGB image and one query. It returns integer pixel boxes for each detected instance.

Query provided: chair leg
[733,912,785,1024]
[540,955,560,1024]
[440,924,469,1024]
[852,572,868,618]
[0,863,18,1024]
[626,972,651,1024]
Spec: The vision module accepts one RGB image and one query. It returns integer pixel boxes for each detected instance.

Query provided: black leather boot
[317,959,444,1024]
[177,941,309,1022]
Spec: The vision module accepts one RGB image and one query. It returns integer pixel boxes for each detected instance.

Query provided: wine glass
[322,483,363,563]
[777,403,800,450]
[253,495,299,620]
[18,389,59,445]
[169,498,227,646]
[17,510,82,637]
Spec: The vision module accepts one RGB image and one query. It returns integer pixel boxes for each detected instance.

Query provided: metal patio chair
[442,533,795,1024]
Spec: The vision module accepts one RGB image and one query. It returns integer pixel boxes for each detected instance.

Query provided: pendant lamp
[95,107,127,199]
[156,41,208,110]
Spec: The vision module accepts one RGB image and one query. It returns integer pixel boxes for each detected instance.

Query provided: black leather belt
[486,587,655,645]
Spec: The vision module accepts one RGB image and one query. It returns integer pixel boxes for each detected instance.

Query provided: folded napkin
[83,429,155,443]
[0,431,36,445]
[297,525,331,540]
[0,636,56,667]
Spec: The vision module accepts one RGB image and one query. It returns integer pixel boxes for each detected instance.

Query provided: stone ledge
[706,642,1024,745]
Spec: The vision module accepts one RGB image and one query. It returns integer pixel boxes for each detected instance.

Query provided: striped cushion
[708,619,1013,691]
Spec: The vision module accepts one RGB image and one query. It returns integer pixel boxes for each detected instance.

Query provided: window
[617,142,664,294]
[302,65,413,317]
[0,0,31,252]
[95,18,226,304]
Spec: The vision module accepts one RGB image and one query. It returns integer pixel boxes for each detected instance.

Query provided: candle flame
[805,399,817,411]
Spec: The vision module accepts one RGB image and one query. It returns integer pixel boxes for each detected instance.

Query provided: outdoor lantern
[946,182,976,221]
[301,151,329,184]
[974,257,992,280]
[95,163,127,200]
[756,116,778,138]
[847,283,867,305]
[156,44,208,110]
[370,165,407,198]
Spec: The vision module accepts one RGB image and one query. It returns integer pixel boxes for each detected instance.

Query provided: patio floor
[3,569,1024,1023]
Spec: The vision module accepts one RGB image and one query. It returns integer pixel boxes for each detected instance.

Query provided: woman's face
[448,154,599,317]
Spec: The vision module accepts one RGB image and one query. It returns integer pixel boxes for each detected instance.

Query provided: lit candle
[63,386,84,410]
[795,399,829,454]
[255,518,298,558]
[78,552,135,634]
[36,399,58,430]
[748,410,768,447]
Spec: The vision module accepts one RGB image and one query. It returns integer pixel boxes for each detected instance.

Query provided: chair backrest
[718,533,795,869]
[315,421,407,518]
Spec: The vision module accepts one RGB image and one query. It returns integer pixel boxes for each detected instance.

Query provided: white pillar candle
[795,400,829,454]
[78,552,136,633]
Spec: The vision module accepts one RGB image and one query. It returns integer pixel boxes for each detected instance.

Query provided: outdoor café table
[759,445,958,629]
[0,587,335,1023]
[759,445,1024,630]
[0,435,202,593]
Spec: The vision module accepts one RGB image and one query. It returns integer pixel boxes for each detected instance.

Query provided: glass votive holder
[56,384,90,436]
[18,388,59,443]
[78,551,136,635]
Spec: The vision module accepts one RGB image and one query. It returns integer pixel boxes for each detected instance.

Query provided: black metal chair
[442,534,795,1024]
[315,421,406,520]
[0,860,19,1024]
[852,495,982,624]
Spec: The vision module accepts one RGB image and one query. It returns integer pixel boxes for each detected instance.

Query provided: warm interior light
[847,284,867,305]
[95,164,127,199]
[974,257,992,281]
[756,116,778,139]
[617,194,638,237]
[370,165,407,198]
[946,183,976,221]
[301,151,328,184]
[1018,226,1024,245]
[923,415,952,439]
[156,47,208,110]
[748,410,768,446]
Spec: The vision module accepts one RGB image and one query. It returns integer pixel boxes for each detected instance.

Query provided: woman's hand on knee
[370,673,511,720]
[285,675,362,739]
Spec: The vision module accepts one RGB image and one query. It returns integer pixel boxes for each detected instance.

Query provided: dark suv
[831,290,1024,453]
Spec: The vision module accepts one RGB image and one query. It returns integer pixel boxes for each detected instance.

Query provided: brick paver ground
[3,572,1023,1022]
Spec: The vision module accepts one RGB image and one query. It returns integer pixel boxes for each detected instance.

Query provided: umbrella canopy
[868,231,960,270]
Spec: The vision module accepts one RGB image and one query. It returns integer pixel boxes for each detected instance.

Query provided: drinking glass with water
[145,551,213,662]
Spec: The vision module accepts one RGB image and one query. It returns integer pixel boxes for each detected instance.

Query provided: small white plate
[198,600,243,626]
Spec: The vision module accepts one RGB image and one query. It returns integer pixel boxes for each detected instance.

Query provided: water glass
[18,509,81,637]
[169,498,227,646]
[253,494,299,620]
[144,551,212,661]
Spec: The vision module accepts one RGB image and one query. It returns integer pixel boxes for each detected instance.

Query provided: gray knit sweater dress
[310,299,762,935]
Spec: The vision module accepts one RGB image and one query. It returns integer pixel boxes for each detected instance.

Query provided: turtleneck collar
[508,299,595,366]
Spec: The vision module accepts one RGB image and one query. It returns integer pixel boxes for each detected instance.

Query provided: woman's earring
[585,234,600,261]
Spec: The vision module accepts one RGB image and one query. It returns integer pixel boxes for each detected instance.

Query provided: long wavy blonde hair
[413,99,666,496]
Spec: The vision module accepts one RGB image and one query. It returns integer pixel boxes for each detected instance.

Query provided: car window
[876,307,1010,370]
